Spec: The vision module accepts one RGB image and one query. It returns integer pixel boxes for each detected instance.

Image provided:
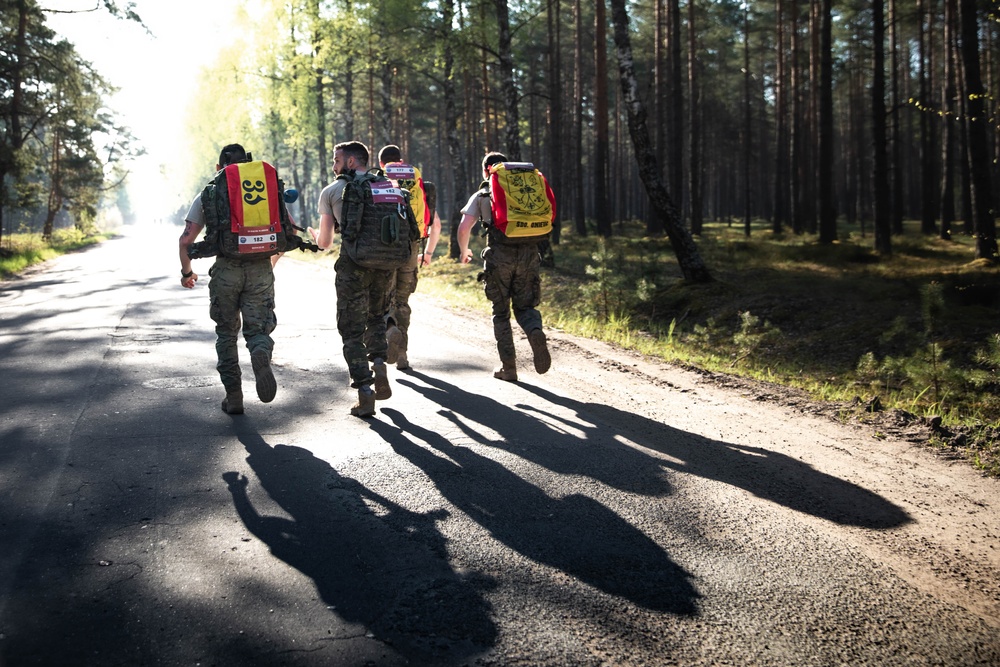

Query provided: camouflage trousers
[335,252,393,388]
[481,242,543,362]
[387,240,421,335]
[208,257,276,393]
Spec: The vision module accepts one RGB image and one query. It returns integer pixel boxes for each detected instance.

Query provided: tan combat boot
[373,359,392,400]
[351,386,376,417]
[222,389,244,415]
[493,357,518,382]
[251,349,277,403]
[528,328,551,374]
[386,325,405,365]
[387,325,410,370]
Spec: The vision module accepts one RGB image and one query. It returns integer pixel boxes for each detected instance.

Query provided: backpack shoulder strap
[361,168,385,183]
[200,181,220,230]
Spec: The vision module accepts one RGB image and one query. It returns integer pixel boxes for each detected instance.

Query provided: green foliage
[0,0,142,238]
[856,279,967,414]
[0,231,106,277]
[582,238,627,322]
[730,311,780,368]
[855,351,908,395]
[920,282,946,339]
[969,334,1000,389]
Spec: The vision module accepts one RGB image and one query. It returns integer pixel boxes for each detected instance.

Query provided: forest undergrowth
[416,218,1000,478]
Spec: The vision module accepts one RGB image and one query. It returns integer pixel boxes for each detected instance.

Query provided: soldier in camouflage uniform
[457,151,551,383]
[312,141,393,418]
[178,143,278,415]
[376,144,442,371]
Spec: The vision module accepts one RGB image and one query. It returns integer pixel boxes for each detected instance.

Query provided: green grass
[414,218,1000,477]
[0,229,110,277]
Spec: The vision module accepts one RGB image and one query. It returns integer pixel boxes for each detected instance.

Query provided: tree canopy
[3,0,999,270]
[0,0,143,243]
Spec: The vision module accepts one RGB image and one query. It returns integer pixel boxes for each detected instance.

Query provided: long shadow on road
[513,383,912,530]
[398,371,676,498]
[368,400,700,616]
[228,424,497,665]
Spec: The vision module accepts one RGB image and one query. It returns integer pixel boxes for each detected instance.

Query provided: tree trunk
[959,0,997,260]
[789,0,802,234]
[594,0,612,237]
[939,0,958,241]
[572,0,587,236]
[668,0,683,212]
[338,0,354,137]
[379,62,393,147]
[805,0,819,234]
[654,0,665,166]
[2,0,31,248]
[687,0,702,235]
[546,0,563,244]
[889,0,904,233]
[872,0,892,255]
[480,2,494,149]
[495,0,520,159]
[43,128,62,242]
[959,79,974,235]
[441,0,469,259]
[772,0,787,234]
[608,0,712,283]
[919,0,939,234]
[367,47,375,151]
[307,0,328,186]
[817,0,837,244]
[742,4,752,237]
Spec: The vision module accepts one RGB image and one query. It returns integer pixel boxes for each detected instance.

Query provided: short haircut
[482,151,507,174]
[378,144,402,164]
[218,143,248,167]
[335,140,369,166]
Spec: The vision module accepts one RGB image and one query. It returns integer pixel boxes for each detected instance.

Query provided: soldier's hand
[181,272,198,289]
[461,248,473,264]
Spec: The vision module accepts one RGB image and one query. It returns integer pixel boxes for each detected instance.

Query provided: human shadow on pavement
[369,408,700,616]
[397,371,674,497]
[515,383,912,530]
[226,425,497,664]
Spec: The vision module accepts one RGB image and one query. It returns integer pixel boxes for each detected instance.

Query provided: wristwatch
[181,270,194,279]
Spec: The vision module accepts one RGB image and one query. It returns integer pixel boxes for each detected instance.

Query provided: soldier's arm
[314,213,337,250]
[421,211,442,266]
[178,219,204,288]
[457,213,477,264]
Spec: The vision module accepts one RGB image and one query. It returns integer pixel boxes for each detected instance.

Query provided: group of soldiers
[178,141,552,419]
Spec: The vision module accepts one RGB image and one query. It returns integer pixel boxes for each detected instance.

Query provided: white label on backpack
[384,165,417,180]
[370,186,406,205]
[239,233,277,246]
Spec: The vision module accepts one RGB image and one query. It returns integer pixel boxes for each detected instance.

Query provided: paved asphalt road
[0,227,998,666]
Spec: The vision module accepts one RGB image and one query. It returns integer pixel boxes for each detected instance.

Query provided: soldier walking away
[457,152,556,382]
[376,144,442,370]
[312,141,419,417]
[178,143,282,415]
